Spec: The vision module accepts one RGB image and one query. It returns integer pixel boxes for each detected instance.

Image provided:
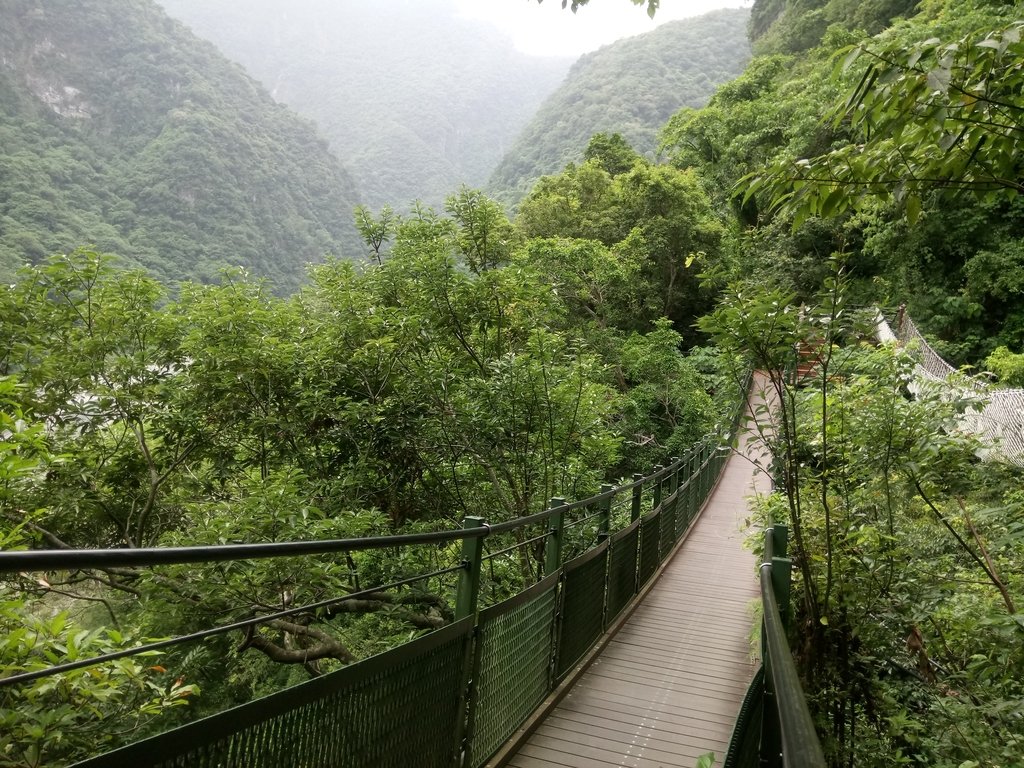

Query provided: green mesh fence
[687,452,700,520]
[723,665,765,768]
[467,574,559,768]
[659,492,677,560]
[701,445,714,500]
[675,477,691,539]
[555,541,609,680]
[605,520,640,626]
[72,619,474,768]
[636,509,660,589]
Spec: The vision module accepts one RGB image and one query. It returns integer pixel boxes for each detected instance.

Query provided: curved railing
[725,524,825,768]
[876,307,1024,466]
[2,378,751,768]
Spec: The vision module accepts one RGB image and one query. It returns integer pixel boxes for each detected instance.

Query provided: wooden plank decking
[504,403,771,768]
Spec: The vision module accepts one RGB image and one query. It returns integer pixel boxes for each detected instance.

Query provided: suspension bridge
[5,305,1015,766]
[1,374,822,768]
[498,393,769,768]
[877,307,1024,465]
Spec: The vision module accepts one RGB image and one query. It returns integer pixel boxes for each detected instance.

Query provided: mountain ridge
[488,8,752,206]
[156,0,574,210]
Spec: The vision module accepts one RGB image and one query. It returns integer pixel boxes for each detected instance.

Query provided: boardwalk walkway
[502,400,770,768]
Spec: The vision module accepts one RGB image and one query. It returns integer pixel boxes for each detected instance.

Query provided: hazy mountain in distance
[0,0,363,290]
[489,8,752,205]
[156,0,573,211]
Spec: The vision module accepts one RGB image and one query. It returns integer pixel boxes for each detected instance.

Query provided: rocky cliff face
[0,0,363,290]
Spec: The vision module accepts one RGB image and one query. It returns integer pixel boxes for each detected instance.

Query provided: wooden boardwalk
[503,403,770,768]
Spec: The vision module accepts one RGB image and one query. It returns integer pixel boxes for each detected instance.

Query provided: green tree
[354,204,398,265]
[0,377,197,768]
[746,18,1024,228]
[445,187,517,274]
[583,132,642,176]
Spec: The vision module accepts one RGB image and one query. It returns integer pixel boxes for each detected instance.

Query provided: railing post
[597,484,613,543]
[652,465,664,510]
[685,450,696,522]
[772,556,793,631]
[455,516,486,621]
[545,498,566,575]
[703,442,712,498]
[771,523,789,560]
[630,473,643,522]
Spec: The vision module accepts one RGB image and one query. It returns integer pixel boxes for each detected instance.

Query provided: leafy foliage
[703,271,1024,766]
[747,18,1024,229]
[0,382,197,767]
[749,0,919,55]
[517,138,725,344]
[667,0,1024,366]
[0,167,730,760]
[548,0,659,18]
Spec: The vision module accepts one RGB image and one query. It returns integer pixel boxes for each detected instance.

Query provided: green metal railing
[724,525,826,768]
[3,378,752,768]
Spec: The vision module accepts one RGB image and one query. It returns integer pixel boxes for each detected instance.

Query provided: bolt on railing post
[630,473,643,522]
[455,516,486,621]
[545,498,566,575]
[597,484,613,543]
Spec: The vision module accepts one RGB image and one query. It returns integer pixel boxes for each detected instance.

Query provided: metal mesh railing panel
[698,447,713,504]
[72,619,473,768]
[555,544,608,679]
[605,522,640,626]
[468,577,558,768]
[681,454,697,527]
[722,665,765,768]
[637,510,660,589]
[676,476,692,538]
[659,493,677,559]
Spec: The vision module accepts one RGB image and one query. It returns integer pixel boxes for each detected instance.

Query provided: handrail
[756,526,826,768]
[760,563,825,767]
[0,526,485,573]
[0,448,713,575]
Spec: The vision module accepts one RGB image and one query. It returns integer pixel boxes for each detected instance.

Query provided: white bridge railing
[876,307,1024,466]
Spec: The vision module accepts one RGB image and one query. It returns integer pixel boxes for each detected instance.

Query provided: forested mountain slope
[488,8,751,205]
[156,0,572,210]
[749,0,919,53]
[0,0,361,290]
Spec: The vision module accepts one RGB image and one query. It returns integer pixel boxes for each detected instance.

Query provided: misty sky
[454,0,750,57]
